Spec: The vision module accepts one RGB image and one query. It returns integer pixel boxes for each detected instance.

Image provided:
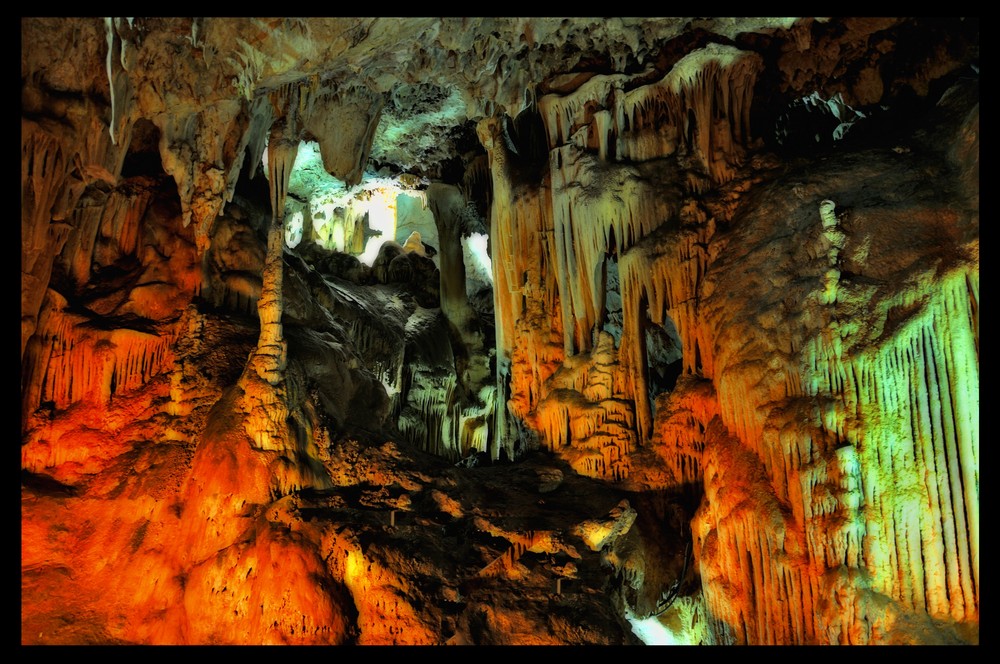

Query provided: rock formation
[21,17,978,645]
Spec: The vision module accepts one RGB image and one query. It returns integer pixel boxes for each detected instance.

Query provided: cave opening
[614,488,703,645]
[502,100,549,186]
[639,298,684,415]
[600,250,623,347]
[120,118,163,178]
[771,91,870,154]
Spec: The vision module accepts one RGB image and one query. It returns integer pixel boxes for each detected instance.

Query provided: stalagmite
[252,118,297,384]
[817,199,845,305]
[234,109,300,457]
[427,183,476,336]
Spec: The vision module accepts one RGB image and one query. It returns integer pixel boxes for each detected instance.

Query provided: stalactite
[105,19,123,146]
[21,124,76,360]
[22,126,69,269]
[21,291,179,424]
[482,44,760,480]
[618,222,713,445]
[60,185,153,287]
[301,84,384,188]
[538,43,762,186]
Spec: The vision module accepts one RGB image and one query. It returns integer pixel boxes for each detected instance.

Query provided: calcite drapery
[21,92,128,359]
[483,44,763,479]
[689,221,978,644]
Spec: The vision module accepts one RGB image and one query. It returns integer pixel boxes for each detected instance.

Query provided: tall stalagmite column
[427,183,475,343]
[477,117,518,460]
[249,118,298,386]
[424,182,496,459]
[236,106,300,454]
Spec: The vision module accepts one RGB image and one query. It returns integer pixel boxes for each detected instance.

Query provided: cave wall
[479,37,978,645]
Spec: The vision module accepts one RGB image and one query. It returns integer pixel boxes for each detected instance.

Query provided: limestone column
[249,119,298,385]
[427,183,475,337]
[476,117,515,459]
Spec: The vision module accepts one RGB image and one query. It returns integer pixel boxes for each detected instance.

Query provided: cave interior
[20,17,979,646]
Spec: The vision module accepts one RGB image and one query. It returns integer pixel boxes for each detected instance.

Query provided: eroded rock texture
[21,17,978,645]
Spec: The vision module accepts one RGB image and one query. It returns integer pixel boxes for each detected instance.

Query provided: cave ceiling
[22,17,979,210]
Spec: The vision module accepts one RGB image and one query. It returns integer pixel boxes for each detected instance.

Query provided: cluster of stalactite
[102,16,387,254]
[20,293,177,420]
[307,197,369,254]
[547,144,678,358]
[482,37,979,644]
[617,216,715,446]
[396,352,494,464]
[483,44,761,482]
[538,43,761,191]
[20,171,187,427]
[481,168,560,432]
[21,107,126,358]
[397,375,457,459]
